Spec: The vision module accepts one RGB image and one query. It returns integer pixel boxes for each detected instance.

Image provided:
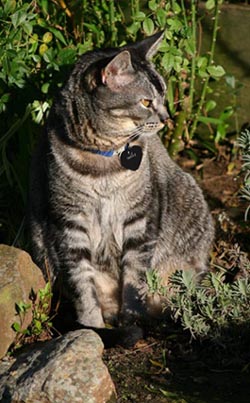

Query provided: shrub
[164,245,250,342]
[237,128,250,220]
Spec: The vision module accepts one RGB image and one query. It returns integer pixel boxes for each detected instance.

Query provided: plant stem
[189,0,197,115]
[109,0,117,46]
[168,110,186,156]
[189,0,222,139]
[180,0,188,30]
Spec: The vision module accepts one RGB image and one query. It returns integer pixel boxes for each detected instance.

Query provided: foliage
[0,0,231,245]
[237,128,250,220]
[164,247,250,341]
[153,0,233,155]
[144,245,250,343]
[12,282,53,349]
[146,269,166,295]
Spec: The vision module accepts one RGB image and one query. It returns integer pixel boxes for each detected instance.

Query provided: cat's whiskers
[110,125,145,150]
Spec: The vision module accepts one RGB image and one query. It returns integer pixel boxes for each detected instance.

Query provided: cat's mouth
[143,121,165,133]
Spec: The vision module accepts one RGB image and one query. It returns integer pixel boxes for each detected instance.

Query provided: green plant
[146,269,166,295]
[237,128,250,220]
[165,248,250,341]
[12,282,53,349]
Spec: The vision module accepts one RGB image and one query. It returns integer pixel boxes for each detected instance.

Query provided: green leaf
[225,74,236,89]
[48,27,67,46]
[58,47,77,65]
[4,0,16,15]
[12,322,21,332]
[41,82,50,94]
[205,100,217,113]
[83,23,101,35]
[41,0,49,14]
[39,43,48,56]
[143,18,155,36]
[161,52,175,73]
[198,116,222,125]
[23,22,33,36]
[126,22,141,36]
[215,123,227,143]
[219,106,234,121]
[134,11,146,22]
[172,2,181,14]
[207,65,225,78]
[166,18,183,32]
[148,0,158,11]
[156,9,166,28]
[11,8,28,28]
[43,32,53,44]
[197,56,208,69]
[33,319,42,334]
[205,0,215,10]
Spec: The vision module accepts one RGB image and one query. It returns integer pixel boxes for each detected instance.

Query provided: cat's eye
[141,99,152,108]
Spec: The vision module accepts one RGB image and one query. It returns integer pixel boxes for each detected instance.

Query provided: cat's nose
[159,106,169,123]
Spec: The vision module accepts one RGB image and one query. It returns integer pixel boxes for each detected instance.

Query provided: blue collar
[86,143,129,157]
[88,149,116,157]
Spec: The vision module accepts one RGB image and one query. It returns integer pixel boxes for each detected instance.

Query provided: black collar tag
[120,145,142,171]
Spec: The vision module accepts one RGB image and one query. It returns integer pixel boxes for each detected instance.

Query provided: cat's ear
[102,51,135,90]
[133,31,165,60]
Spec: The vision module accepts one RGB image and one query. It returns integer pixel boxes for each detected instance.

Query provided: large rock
[0,329,116,403]
[0,244,45,358]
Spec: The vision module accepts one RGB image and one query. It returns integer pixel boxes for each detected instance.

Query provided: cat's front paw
[119,304,146,326]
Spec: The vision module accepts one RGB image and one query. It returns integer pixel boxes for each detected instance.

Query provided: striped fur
[28,33,214,330]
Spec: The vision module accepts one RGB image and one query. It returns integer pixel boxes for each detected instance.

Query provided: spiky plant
[238,128,250,220]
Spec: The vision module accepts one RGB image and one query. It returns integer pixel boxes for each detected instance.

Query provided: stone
[0,329,117,403]
[0,244,45,359]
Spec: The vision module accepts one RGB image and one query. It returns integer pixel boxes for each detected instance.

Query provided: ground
[103,144,250,403]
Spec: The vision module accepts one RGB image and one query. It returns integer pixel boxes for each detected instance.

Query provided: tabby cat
[28,32,214,345]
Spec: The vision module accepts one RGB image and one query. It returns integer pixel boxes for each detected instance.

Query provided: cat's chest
[92,192,124,250]
[72,171,146,261]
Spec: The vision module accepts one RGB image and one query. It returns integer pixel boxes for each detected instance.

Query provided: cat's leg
[52,225,105,328]
[69,260,105,328]
[120,237,156,324]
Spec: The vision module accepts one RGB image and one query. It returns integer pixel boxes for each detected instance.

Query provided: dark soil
[104,146,250,403]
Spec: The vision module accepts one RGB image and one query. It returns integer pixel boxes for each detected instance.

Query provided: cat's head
[65,32,169,148]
